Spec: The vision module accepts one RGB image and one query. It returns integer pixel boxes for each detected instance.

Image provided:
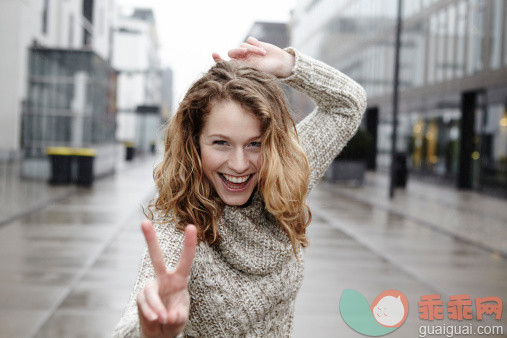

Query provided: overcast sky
[117,0,297,110]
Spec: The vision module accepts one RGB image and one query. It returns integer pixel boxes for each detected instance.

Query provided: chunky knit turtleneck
[113,48,366,337]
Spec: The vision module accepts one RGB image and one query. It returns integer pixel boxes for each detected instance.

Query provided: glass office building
[21,47,117,179]
[291,0,507,197]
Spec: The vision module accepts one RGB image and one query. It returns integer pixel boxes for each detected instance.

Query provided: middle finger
[240,43,266,55]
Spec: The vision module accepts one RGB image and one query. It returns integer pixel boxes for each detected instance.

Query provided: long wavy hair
[146,61,311,256]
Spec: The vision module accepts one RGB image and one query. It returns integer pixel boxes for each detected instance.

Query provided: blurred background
[0,0,506,337]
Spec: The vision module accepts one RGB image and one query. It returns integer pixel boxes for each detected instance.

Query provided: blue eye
[250,142,261,147]
[213,140,228,146]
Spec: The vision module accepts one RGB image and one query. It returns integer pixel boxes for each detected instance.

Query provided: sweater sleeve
[112,217,185,337]
[280,47,367,192]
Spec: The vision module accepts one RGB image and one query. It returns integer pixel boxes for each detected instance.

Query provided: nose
[228,148,250,174]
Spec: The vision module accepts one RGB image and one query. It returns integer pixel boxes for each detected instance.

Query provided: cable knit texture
[113,48,366,337]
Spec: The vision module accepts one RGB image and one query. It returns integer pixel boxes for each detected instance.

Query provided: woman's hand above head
[212,36,295,79]
[137,221,197,338]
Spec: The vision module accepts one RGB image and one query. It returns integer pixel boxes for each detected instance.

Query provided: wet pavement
[0,161,506,337]
[0,161,76,227]
[0,157,156,338]
[295,183,507,337]
[324,172,507,256]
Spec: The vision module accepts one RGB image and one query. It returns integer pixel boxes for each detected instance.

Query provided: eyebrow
[208,134,261,141]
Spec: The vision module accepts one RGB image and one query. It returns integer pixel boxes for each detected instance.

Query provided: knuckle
[144,284,152,296]
[137,291,145,303]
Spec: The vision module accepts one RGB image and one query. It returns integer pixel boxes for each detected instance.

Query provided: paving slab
[1,162,506,337]
[0,158,156,338]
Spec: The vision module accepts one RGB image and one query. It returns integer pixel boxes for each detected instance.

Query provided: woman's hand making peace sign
[136,221,197,338]
[212,36,295,79]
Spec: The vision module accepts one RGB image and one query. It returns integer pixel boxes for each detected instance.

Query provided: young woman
[113,37,366,337]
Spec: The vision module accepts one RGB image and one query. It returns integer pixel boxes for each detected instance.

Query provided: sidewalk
[0,161,76,226]
[0,152,147,227]
[323,171,507,256]
[0,156,158,338]
[294,174,507,337]
[0,165,505,337]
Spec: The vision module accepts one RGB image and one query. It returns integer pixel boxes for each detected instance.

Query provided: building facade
[112,8,162,154]
[161,68,174,119]
[291,0,507,198]
[0,0,115,163]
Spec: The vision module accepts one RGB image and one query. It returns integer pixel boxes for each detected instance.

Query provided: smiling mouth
[219,173,253,189]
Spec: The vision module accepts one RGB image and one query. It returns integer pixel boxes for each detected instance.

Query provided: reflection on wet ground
[0,162,76,227]
[294,184,507,337]
[329,172,507,255]
[23,210,116,225]
[0,162,506,337]
[0,159,155,338]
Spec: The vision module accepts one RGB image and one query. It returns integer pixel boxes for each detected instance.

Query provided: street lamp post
[389,0,403,199]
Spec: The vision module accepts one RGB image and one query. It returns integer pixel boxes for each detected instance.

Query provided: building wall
[0,0,114,161]
[0,0,41,160]
[112,9,162,151]
[291,0,507,197]
[161,68,174,119]
[92,0,115,60]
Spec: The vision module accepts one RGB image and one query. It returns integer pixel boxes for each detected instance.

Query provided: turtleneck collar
[217,191,296,276]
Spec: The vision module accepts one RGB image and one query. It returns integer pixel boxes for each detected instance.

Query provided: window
[42,0,49,34]
[490,0,503,69]
[68,14,74,47]
[466,0,485,75]
[83,0,94,23]
[447,4,457,79]
[436,8,447,82]
[427,14,438,84]
[455,0,467,78]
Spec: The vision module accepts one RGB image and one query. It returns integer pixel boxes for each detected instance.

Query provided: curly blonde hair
[146,61,311,256]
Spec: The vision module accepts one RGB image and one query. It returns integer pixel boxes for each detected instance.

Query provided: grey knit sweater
[113,48,367,337]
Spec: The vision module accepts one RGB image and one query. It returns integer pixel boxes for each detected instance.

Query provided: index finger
[141,220,167,276]
[228,47,248,59]
[212,52,225,63]
[175,224,197,278]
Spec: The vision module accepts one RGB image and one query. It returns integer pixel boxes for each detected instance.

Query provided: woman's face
[199,100,262,206]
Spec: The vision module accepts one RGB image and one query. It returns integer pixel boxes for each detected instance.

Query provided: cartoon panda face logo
[370,290,409,328]
[372,295,405,327]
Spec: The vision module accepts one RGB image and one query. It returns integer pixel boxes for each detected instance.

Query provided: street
[0,158,505,337]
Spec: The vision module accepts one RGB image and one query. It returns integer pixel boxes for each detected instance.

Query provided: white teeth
[223,174,250,183]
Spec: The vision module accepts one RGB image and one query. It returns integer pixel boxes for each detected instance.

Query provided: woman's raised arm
[280,48,367,191]
[213,38,367,192]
